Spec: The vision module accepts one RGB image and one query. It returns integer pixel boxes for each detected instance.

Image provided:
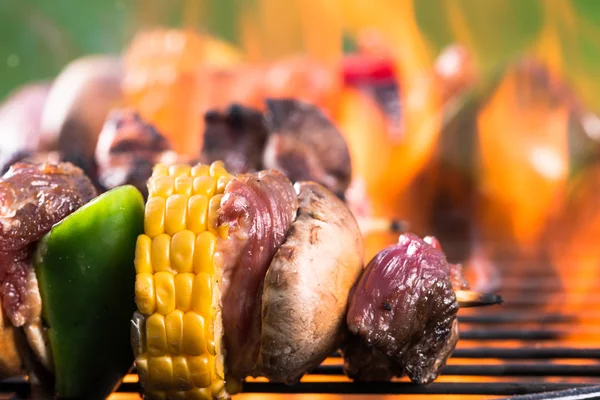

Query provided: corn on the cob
[132,161,232,400]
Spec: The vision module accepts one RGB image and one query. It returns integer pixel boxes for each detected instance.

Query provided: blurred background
[3,0,600,300]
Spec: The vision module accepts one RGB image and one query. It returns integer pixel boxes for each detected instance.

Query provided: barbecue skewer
[356,217,408,235]
[456,290,503,308]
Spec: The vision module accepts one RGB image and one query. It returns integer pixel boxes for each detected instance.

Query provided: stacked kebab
[0,59,500,400]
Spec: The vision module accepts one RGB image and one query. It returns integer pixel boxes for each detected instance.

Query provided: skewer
[357,217,408,235]
[455,290,503,308]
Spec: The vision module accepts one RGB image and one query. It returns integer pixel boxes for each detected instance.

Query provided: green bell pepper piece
[33,185,144,399]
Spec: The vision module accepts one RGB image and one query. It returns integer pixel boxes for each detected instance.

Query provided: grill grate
[3,258,600,399]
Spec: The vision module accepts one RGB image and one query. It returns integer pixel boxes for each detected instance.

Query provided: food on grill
[0,162,145,398]
[263,99,352,199]
[39,55,123,180]
[0,163,97,327]
[258,181,363,383]
[95,108,194,198]
[0,82,52,174]
[343,233,470,384]
[201,104,269,174]
[202,98,352,198]
[131,161,364,399]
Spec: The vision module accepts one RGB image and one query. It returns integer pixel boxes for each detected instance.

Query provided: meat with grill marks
[95,109,193,198]
[262,99,352,199]
[343,233,467,384]
[0,162,97,327]
[200,99,353,199]
[201,104,269,174]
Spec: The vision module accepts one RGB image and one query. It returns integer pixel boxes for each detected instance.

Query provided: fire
[112,1,600,395]
[476,60,570,251]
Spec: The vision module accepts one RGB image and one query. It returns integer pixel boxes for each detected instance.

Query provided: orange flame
[476,61,570,250]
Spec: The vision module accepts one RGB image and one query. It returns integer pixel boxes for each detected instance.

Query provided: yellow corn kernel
[152,163,169,177]
[193,232,216,275]
[209,161,228,179]
[165,310,184,355]
[135,273,156,315]
[191,164,210,177]
[188,387,212,399]
[148,356,174,390]
[135,235,153,274]
[191,273,212,316]
[187,195,208,234]
[189,355,211,388]
[151,234,171,272]
[211,380,226,399]
[145,197,166,238]
[207,194,223,237]
[175,176,193,197]
[174,273,194,312]
[182,312,206,356]
[169,164,191,177]
[193,176,216,198]
[146,313,167,357]
[165,195,188,236]
[155,271,176,315]
[136,356,149,384]
[131,311,146,358]
[172,356,192,391]
[216,175,233,194]
[171,230,195,273]
[149,176,175,198]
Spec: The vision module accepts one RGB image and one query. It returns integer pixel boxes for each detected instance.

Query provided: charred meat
[344,233,464,384]
[95,109,191,198]
[0,162,97,327]
[199,98,353,198]
[201,104,269,174]
[263,99,352,199]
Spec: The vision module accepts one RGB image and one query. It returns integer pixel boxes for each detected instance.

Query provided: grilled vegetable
[33,185,144,399]
[131,161,231,399]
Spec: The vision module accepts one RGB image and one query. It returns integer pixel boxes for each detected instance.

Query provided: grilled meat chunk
[345,233,461,384]
[217,170,298,379]
[95,109,191,198]
[258,181,364,384]
[201,104,269,174]
[263,99,352,198]
[0,162,97,326]
[341,333,402,381]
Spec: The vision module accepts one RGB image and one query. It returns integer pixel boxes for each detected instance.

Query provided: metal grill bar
[329,347,600,359]
[499,385,600,400]
[452,347,600,359]
[312,364,600,377]
[458,313,576,324]
[2,379,597,397]
[460,329,562,340]
[224,382,597,396]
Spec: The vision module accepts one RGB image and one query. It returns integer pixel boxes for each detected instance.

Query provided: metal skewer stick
[455,290,503,308]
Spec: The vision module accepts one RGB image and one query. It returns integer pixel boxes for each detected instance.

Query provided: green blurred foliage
[414,0,545,71]
[3,0,600,114]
